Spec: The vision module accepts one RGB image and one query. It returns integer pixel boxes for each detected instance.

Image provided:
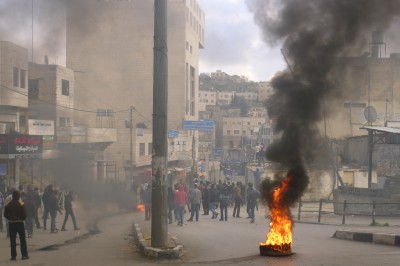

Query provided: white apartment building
[0,41,29,134]
[28,63,75,130]
[258,81,273,102]
[66,0,204,182]
[223,116,266,148]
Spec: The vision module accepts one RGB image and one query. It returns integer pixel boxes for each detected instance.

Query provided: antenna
[31,0,34,62]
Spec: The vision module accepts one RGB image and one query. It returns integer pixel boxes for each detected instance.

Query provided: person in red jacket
[174,184,188,226]
[4,190,29,261]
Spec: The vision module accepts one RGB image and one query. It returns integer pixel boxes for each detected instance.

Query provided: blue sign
[183,120,215,131]
[213,148,223,158]
[168,130,179,138]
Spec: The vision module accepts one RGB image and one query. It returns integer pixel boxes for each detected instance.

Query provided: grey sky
[1,0,285,82]
[198,0,286,82]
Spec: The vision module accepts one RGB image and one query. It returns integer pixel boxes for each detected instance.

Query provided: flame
[260,174,293,254]
[137,204,145,212]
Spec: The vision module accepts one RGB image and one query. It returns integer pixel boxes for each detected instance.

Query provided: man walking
[4,190,29,260]
[232,182,243,218]
[61,190,79,231]
[187,183,202,222]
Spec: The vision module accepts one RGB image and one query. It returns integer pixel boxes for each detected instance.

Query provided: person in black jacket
[209,183,219,219]
[167,186,175,224]
[61,191,79,231]
[4,190,29,260]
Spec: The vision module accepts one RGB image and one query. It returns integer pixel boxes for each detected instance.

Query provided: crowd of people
[140,180,260,226]
[0,184,79,261]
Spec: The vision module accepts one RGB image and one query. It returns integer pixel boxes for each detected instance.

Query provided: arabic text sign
[183,120,215,131]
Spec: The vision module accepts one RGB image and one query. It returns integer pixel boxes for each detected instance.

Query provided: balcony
[57,126,117,144]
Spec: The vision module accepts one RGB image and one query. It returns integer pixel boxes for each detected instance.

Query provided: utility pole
[151,0,168,248]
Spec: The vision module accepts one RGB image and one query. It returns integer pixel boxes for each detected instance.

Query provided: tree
[229,95,248,116]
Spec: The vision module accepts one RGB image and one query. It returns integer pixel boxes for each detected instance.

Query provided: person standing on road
[22,185,36,238]
[142,185,152,221]
[61,190,79,231]
[0,191,4,232]
[202,182,210,215]
[41,185,52,231]
[187,184,202,222]
[167,186,175,224]
[219,184,230,221]
[209,183,219,219]
[4,190,29,260]
[232,182,243,218]
[48,188,62,233]
[174,184,187,226]
[247,183,259,223]
[33,187,42,229]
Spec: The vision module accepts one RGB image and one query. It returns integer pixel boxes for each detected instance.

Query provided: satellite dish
[364,106,377,123]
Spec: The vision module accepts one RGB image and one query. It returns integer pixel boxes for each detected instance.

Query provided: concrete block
[353,232,373,242]
[373,233,396,245]
[334,230,354,240]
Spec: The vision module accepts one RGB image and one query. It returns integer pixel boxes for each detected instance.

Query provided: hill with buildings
[199,72,259,93]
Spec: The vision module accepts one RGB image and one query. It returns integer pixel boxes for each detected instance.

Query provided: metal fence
[295,199,400,225]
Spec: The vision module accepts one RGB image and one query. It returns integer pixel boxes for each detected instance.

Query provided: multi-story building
[28,62,117,183]
[0,41,29,191]
[258,81,273,102]
[65,0,204,182]
[211,70,228,79]
[327,53,400,138]
[198,90,217,111]
[222,116,266,148]
[0,41,28,134]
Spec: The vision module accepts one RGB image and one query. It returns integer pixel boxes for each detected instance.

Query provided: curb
[333,230,400,246]
[132,222,183,259]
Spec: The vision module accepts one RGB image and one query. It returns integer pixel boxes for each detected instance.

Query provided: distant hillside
[199,73,258,92]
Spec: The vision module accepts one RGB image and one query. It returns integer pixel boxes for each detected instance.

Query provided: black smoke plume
[246,0,400,204]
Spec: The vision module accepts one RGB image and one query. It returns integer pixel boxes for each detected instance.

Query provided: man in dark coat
[4,190,29,260]
[142,185,152,221]
[61,191,79,231]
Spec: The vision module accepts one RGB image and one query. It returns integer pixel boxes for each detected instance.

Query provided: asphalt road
[2,210,399,266]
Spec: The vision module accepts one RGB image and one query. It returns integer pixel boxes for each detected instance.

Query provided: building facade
[65,0,204,182]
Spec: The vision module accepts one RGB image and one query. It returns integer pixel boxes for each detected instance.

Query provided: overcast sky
[198,0,286,82]
[0,0,285,82]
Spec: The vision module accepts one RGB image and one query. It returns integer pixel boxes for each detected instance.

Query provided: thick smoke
[246,0,400,203]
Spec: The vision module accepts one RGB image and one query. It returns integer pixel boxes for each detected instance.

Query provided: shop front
[0,133,43,192]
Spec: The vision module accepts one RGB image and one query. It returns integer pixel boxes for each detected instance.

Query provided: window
[234,130,240,135]
[20,69,26,88]
[139,143,145,156]
[28,79,39,99]
[62,79,69,96]
[59,117,70,127]
[19,115,26,129]
[148,143,152,155]
[13,67,19,87]
[242,130,246,134]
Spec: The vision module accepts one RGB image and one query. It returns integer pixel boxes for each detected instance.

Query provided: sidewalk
[0,202,94,262]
